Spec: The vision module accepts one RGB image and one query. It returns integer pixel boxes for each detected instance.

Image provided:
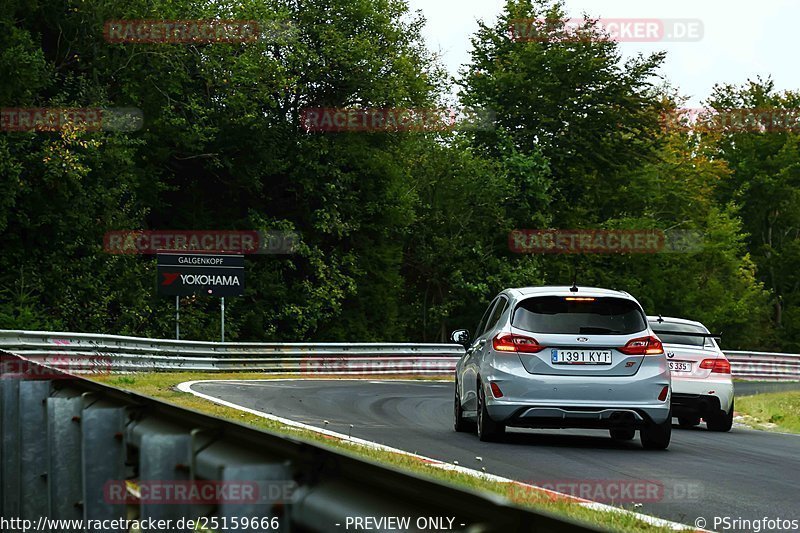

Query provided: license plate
[669,361,693,372]
[551,349,612,365]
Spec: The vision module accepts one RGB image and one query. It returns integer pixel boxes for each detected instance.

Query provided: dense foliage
[0,0,795,350]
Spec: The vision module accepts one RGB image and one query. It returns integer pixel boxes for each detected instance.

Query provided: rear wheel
[609,428,636,440]
[678,416,700,428]
[706,400,734,432]
[641,414,672,450]
[477,382,505,442]
[453,380,472,432]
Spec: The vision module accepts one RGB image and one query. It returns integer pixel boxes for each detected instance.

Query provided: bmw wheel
[706,400,734,432]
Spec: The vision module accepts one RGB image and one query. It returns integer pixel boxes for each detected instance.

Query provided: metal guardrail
[0,330,798,380]
[0,350,601,532]
[0,330,462,374]
[725,350,800,381]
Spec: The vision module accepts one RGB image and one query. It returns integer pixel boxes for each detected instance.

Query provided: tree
[705,77,800,349]
[455,0,772,348]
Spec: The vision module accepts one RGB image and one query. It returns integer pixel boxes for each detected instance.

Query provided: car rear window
[512,296,646,334]
[649,321,709,347]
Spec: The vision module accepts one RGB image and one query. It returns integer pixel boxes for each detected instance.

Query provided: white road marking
[178,379,707,532]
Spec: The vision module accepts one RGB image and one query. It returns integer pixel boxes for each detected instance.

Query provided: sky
[406,0,799,107]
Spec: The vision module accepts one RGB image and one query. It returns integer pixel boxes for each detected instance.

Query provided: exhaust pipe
[609,411,636,424]
[698,399,709,413]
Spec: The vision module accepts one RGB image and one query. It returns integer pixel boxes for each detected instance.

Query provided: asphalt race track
[190,380,800,526]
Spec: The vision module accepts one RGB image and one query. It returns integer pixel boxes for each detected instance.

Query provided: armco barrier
[0,330,462,374]
[0,350,601,533]
[725,350,800,381]
[0,330,797,380]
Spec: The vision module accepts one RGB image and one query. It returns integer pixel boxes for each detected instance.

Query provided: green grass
[736,391,800,434]
[90,372,683,532]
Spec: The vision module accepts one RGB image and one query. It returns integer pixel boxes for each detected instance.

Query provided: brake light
[564,297,596,302]
[618,336,663,355]
[699,358,731,374]
[492,333,545,353]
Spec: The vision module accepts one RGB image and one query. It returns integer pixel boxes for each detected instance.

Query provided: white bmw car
[648,316,734,431]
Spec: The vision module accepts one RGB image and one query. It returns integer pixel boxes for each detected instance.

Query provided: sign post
[156,252,245,341]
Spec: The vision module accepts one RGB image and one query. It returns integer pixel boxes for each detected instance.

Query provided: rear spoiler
[652,330,722,339]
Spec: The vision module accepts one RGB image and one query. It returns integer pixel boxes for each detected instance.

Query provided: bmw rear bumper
[671,378,734,417]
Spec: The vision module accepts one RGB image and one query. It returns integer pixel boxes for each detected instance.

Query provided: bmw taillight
[618,336,664,355]
[700,358,731,374]
[492,333,545,353]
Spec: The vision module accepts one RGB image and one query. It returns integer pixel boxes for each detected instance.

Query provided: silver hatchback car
[452,286,672,449]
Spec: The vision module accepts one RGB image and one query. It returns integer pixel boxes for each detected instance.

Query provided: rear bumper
[487,404,669,429]
[671,377,734,416]
[671,394,725,418]
[481,355,672,428]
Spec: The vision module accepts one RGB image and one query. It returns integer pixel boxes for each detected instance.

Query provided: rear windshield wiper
[578,327,622,334]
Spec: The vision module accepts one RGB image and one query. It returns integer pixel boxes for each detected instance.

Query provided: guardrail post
[139,433,192,527]
[19,380,52,520]
[219,463,292,533]
[1,379,21,518]
[82,405,127,529]
[47,394,84,520]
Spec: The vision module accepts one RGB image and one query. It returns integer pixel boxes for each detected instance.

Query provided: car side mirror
[450,329,470,346]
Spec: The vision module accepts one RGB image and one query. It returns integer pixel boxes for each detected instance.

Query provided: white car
[647,316,734,431]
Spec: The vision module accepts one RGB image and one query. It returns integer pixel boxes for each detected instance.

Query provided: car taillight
[700,358,731,374]
[618,336,664,355]
[492,333,545,353]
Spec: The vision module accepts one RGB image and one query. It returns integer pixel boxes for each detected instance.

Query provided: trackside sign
[157,252,244,297]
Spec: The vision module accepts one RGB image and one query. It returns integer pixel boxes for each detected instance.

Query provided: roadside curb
[178,378,709,532]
